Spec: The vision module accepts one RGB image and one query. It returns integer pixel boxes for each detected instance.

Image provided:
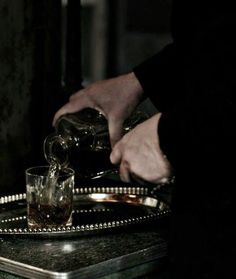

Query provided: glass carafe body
[44,108,149,179]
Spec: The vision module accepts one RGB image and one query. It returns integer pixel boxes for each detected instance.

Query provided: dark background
[0,0,172,195]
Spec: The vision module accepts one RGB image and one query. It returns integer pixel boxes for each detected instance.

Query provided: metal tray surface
[0,186,170,238]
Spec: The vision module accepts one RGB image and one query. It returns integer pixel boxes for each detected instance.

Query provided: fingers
[119,161,131,183]
[53,103,81,126]
[52,93,90,126]
[69,91,81,101]
[110,143,131,183]
[110,144,122,165]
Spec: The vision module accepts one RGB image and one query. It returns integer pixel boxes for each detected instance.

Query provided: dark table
[0,220,169,278]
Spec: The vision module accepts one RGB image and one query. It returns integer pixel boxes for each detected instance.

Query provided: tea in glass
[26,166,74,228]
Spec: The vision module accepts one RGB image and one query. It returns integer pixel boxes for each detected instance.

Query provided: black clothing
[134,1,236,278]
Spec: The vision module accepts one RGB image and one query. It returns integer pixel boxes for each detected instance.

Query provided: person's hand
[110,113,172,184]
[53,72,144,147]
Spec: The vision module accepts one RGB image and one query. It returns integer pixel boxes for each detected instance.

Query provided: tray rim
[0,186,171,238]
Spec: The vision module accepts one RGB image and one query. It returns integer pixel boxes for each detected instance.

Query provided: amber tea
[26,166,74,229]
[27,203,72,228]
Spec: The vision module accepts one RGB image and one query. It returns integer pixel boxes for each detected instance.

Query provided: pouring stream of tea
[46,160,61,204]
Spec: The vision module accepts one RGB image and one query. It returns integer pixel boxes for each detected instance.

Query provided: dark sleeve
[133,44,183,111]
[132,0,185,110]
[135,1,236,186]
[157,3,236,183]
[150,2,236,270]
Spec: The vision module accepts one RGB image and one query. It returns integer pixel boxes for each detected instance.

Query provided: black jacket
[134,1,236,278]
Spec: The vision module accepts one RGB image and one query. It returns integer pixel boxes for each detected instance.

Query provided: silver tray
[0,185,171,238]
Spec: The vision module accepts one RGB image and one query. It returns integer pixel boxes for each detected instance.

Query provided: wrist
[126,72,144,100]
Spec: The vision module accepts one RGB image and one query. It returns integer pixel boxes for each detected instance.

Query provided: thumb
[108,117,124,148]
[110,143,122,165]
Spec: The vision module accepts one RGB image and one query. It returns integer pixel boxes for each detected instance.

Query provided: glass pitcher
[44,108,149,179]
